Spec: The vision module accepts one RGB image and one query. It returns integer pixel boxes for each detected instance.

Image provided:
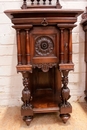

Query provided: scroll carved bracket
[33,63,57,72]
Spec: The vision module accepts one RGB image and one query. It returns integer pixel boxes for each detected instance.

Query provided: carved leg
[59,70,72,123]
[21,71,33,125]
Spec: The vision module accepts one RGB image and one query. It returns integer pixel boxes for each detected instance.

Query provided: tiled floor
[0,102,87,130]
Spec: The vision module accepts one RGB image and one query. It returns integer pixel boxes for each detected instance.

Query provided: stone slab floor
[0,102,87,130]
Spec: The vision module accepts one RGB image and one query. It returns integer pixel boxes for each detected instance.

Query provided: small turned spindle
[37,0,40,5]
[31,0,34,5]
[22,0,27,9]
[43,0,46,5]
[49,0,52,5]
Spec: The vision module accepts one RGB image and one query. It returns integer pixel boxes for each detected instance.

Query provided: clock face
[35,36,54,56]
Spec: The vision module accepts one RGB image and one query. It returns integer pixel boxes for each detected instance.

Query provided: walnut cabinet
[4,0,83,125]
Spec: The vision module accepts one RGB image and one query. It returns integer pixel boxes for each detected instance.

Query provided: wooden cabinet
[81,7,87,102]
[4,0,83,125]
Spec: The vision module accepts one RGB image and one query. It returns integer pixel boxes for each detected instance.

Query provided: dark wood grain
[4,2,83,125]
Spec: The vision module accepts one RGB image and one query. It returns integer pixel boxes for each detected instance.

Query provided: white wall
[0,0,87,106]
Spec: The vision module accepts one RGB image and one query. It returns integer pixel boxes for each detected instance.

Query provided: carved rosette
[35,36,54,56]
[33,63,57,72]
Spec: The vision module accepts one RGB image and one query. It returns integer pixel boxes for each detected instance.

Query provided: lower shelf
[33,107,59,113]
[32,89,59,113]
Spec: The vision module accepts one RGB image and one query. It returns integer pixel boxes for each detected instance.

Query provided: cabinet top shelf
[4,8,83,14]
[4,9,83,19]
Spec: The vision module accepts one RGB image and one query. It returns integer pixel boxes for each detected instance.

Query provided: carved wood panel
[35,36,54,56]
[30,26,60,64]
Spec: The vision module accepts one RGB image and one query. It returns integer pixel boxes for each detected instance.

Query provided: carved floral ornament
[33,63,57,72]
[35,36,54,56]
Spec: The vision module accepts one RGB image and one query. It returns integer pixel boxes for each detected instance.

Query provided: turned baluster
[31,0,34,5]
[26,29,31,64]
[49,0,52,5]
[22,0,27,9]
[56,0,60,4]
[56,0,62,8]
[69,29,72,63]
[37,0,40,5]
[43,0,46,5]
[60,28,64,63]
[17,29,22,65]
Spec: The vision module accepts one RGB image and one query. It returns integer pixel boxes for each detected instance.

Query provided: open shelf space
[32,89,59,113]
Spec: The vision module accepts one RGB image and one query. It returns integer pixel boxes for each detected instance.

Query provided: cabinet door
[30,26,60,64]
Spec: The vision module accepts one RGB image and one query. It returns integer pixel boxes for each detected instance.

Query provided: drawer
[12,17,77,25]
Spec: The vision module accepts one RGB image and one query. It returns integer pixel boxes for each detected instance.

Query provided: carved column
[26,29,31,65]
[69,29,72,63]
[60,28,64,63]
[59,70,72,123]
[21,71,33,126]
[17,29,22,65]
